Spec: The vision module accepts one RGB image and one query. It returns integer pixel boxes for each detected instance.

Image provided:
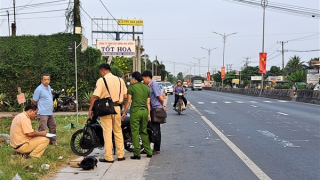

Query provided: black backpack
[78,156,98,170]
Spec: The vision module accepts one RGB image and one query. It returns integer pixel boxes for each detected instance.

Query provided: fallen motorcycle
[70,111,155,156]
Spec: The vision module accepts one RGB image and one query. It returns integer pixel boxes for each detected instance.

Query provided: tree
[285,55,306,74]
[212,71,221,83]
[167,73,177,83]
[286,70,306,83]
[176,72,184,81]
[267,66,282,76]
[110,65,123,77]
[240,66,260,86]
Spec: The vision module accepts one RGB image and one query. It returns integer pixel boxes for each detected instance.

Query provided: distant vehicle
[158,82,167,94]
[183,82,188,88]
[163,82,173,95]
[191,76,203,91]
[314,83,320,91]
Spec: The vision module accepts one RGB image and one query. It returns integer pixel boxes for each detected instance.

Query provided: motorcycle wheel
[177,101,182,115]
[70,129,95,156]
[68,101,76,112]
[123,131,134,152]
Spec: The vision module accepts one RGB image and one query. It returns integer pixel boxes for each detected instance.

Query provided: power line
[223,0,320,18]
[0,9,66,16]
[0,0,67,12]
[79,5,115,40]
[98,0,132,38]
[288,49,320,52]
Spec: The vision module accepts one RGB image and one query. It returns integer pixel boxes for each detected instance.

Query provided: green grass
[0,114,88,180]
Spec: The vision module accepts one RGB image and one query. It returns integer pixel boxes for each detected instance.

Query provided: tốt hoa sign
[97,41,136,56]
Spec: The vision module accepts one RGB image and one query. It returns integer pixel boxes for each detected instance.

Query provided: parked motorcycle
[52,89,77,112]
[70,111,155,156]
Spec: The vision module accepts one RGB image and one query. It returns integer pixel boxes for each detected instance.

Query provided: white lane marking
[249,101,257,103]
[277,112,289,116]
[211,102,218,104]
[224,101,232,104]
[198,102,204,104]
[191,106,271,180]
[235,101,244,104]
[264,101,272,103]
[278,100,288,103]
[251,105,258,108]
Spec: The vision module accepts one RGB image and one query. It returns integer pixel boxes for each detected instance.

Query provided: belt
[114,103,122,106]
[14,143,25,150]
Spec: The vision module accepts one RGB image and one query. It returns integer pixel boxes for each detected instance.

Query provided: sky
[0,0,319,77]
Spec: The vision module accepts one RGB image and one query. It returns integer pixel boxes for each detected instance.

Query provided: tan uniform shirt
[93,73,127,103]
[10,112,34,148]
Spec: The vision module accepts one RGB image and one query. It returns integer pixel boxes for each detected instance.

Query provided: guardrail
[203,87,320,104]
[203,87,294,101]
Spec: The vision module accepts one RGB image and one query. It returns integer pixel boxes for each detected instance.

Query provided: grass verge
[0,114,88,180]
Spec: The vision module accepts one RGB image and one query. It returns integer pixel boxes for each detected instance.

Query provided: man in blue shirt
[173,80,187,109]
[32,73,56,145]
[142,71,166,155]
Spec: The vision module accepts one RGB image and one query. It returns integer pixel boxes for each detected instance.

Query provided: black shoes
[130,155,141,160]
[147,154,152,158]
[99,158,114,163]
[117,157,126,161]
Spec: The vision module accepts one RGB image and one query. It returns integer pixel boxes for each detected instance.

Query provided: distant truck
[191,76,203,91]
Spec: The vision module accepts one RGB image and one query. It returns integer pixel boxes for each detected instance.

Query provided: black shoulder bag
[93,77,120,116]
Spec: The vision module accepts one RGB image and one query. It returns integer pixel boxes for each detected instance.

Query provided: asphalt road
[144,90,320,180]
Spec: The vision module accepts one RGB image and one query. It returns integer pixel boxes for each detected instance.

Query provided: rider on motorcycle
[173,80,187,109]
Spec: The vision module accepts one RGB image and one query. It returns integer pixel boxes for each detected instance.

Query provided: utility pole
[137,36,141,72]
[144,54,147,70]
[11,0,16,36]
[243,57,251,67]
[193,57,205,76]
[277,41,288,76]
[7,11,10,36]
[201,47,218,73]
[73,0,81,34]
[259,0,268,97]
[226,64,233,72]
[155,56,158,76]
[173,62,176,77]
[151,60,154,76]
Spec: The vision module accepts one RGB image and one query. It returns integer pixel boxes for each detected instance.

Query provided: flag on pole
[259,53,267,73]
[221,67,225,79]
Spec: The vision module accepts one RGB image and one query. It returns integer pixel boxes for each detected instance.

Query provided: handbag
[93,77,121,117]
[152,108,167,124]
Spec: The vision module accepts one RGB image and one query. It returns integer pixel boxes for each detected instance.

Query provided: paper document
[46,133,56,138]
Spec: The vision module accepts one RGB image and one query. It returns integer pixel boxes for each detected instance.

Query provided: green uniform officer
[122,71,153,159]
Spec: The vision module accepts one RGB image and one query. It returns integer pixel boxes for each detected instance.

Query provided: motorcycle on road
[175,93,186,115]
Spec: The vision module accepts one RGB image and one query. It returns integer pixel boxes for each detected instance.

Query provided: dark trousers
[38,115,56,144]
[173,95,187,107]
[151,109,161,151]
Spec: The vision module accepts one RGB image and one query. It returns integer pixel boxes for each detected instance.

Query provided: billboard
[251,76,262,81]
[307,69,319,85]
[267,76,284,82]
[97,41,136,56]
[232,79,239,84]
[118,19,144,26]
[221,67,225,79]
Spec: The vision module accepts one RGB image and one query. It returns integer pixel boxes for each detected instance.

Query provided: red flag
[221,67,225,79]
[259,52,267,73]
[206,72,210,81]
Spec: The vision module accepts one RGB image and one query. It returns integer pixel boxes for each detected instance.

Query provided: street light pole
[193,57,205,76]
[259,0,268,97]
[212,31,237,87]
[74,41,82,123]
[190,62,197,77]
[201,47,218,73]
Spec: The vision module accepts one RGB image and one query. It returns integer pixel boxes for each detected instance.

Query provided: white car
[164,82,173,95]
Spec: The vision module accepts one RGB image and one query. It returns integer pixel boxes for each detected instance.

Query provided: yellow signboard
[118,19,144,26]
[232,79,240,84]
